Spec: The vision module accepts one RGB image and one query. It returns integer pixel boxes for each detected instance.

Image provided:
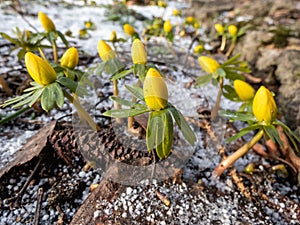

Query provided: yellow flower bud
[252,86,277,125]
[228,25,238,36]
[25,52,56,86]
[214,23,224,35]
[110,30,117,42]
[38,11,56,32]
[193,21,200,29]
[185,16,194,24]
[97,40,116,62]
[233,80,255,101]
[143,68,168,111]
[198,56,220,74]
[194,45,204,54]
[163,20,172,33]
[60,47,79,69]
[131,39,147,64]
[173,9,181,17]
[157,0,167,8]
[123,24,136,36]
[85,21,92,29]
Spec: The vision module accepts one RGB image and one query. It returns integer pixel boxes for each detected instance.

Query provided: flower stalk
[213,129,264,176]
[63,90,99,131]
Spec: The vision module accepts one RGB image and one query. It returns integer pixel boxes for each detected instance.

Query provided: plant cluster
[0,2,299,180]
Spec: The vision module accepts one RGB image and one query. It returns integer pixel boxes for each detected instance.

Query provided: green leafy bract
[146,110,173,159]
[167,104,197,146]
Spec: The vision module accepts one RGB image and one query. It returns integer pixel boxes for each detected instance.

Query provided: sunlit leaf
[13,88,43,108]
[167,104,196,146]
[111,68,132,81]
[263,125,283,147]
[103,107,149,118]
[226,124,262,142]
[219,110,256,122]
[195,74,212,87]
[125,84,144,101]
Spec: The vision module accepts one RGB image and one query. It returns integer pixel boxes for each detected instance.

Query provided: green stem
[213,129,264,176]
[63,91,99,131]
[211,77,223,119]
[113,80,122,124]
[0,106,31,126]
[52,40,58,63]
[128,79,141,130]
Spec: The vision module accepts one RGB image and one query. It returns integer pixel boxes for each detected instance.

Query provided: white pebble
[122,212,127,218]
[126,187,133,195]
[78,171,86,178]
[42,215,49,221]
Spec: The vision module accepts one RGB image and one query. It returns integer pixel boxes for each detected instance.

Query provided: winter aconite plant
[196,54,251,118]
[104,67,196,159]
[215,86,300,176]
[0,51,99,131]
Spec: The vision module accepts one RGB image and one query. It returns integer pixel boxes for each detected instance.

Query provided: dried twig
[33,187,43,225]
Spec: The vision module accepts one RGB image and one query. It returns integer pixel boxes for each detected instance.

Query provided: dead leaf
[0,120,56,178]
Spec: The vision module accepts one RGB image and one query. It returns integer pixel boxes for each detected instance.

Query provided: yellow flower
[60,47,79,69]
[173,9,181,17]
[233,80,255,101]
[85,21,92,29]
[38,11,56,32]
[185,16,194,24]
[228,25,238,36]
[97,40,116,62]
[143,68,168,111]
[25,52,56,86]
[110,30,117,42]
[123,24,136,36]
[193,21,200,29]
[157,0,167,8]
[194,45,204,54]
[252,86,277,125]
[198,56,220,74]
[163,20,172,33]
[131,39,147,64]
[214,23,224,35]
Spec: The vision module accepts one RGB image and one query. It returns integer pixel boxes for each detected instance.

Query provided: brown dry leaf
[0,120,57,178]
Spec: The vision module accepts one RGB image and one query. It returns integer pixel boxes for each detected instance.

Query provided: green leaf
[57,30,69,47]
[223,84,239,100]
[195,74,212,87]
[103,107,149,118]
[167,104,196,146]
[226,124,262,142]
[111,68,132,81]
[108,58,125,75]
[223,70,245,81]
[125,85,144,101]
[263,125,283,147]
[23,83,43,92]
[161,110,173,158]
[57,76,87,96]
[0,32,18,45]
[133,64,146,81]
[1,92,34,107]
[110,96,146,109]
[275,120,300,144]
[41,85,55,111]
[216,68,226,77]
[219,110,256,122]
[222,54,241,66]
[52,82,64,108]
[12,88,43,108]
